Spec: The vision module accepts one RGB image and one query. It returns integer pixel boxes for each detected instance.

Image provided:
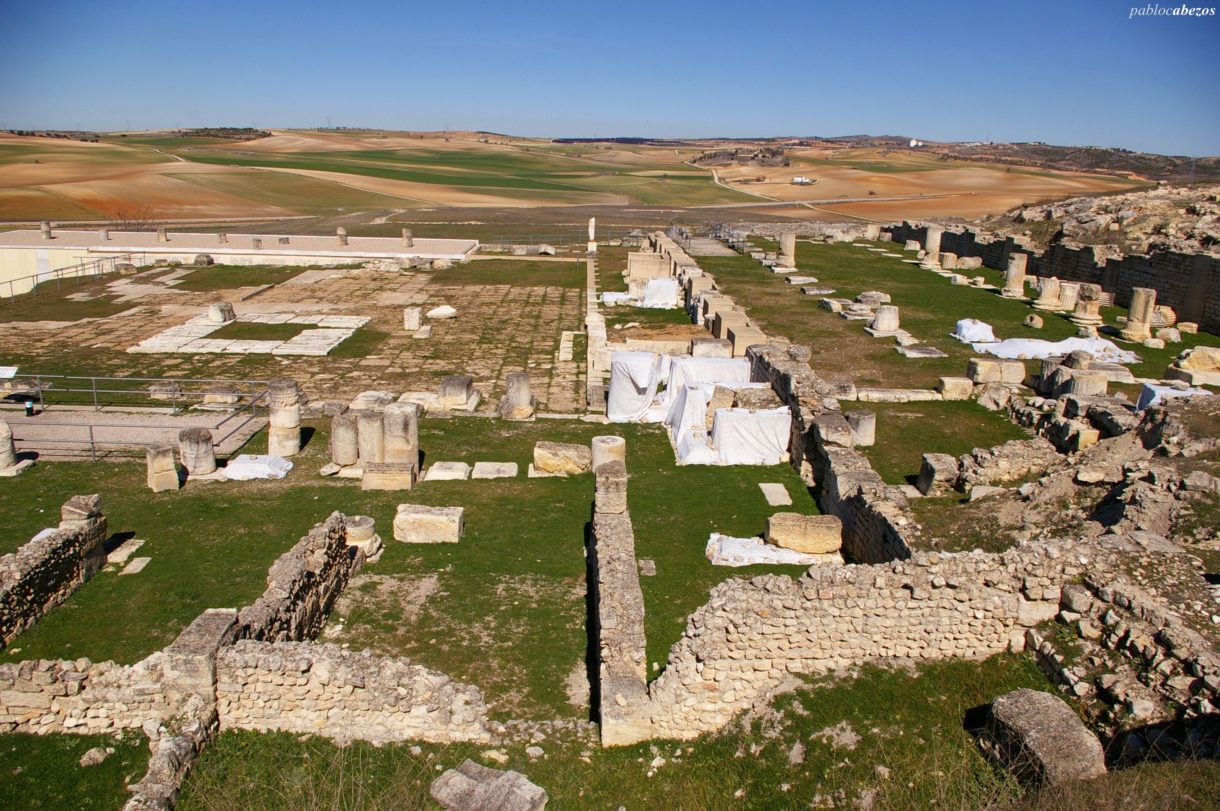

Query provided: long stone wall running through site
[0,495,108,647]
[885,222,1220,332]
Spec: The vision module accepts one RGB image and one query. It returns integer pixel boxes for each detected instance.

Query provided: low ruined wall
[590,461,650,746]
[233,512,362,642]
[0,496,107,648]
[746,346,916,563]
[0,654,169,734]
[215,640,491,744]
[627,541,1086,742]
[885,221,1220,332]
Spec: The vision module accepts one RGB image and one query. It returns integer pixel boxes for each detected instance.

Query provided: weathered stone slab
[423,462,472,481]
[533,441,592,475]
[430,759,547,811]
[361,462,417,491]
[472,462,518,480]
[758,483,792,506]
[765,513,843,554]
[393,505,464,544]
[981,688,1106,787]
[937,377,974,401]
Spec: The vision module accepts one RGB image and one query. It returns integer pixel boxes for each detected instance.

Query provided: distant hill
[932,142,1220,183]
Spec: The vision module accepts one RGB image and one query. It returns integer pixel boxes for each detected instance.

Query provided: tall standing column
[1001,253,1028,298]
[921,225,943,268]
[1120,287,1156,342]
[383,402,419,467]
[587,217,598,254]
[267,379,301,457]
[356,411,385,466]
[778,232,797,267]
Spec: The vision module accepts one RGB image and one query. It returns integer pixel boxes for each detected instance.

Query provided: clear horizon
[2,0,1217,157]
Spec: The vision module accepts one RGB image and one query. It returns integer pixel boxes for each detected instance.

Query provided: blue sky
[1,0,1217,155]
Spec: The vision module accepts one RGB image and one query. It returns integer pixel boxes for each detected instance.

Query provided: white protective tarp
[973,336,1140,365]
[640,277,680,309]
[664,357,751,398]
[664,380,773,464]
[1136,383,1212,410]
[607,351,663,423]
[710,407,791,466]
[220,454,293,480]
[952,318,997,344]
[705,533,822,567]
[601,292,633,306]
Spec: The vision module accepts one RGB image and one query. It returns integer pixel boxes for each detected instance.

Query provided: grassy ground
[433,259,585,289]
[169,265,308,293]
[0,275,133,322]
[0,729,149,811]
[854,400,1031,486]
[176,654,1071,811]
[167,171,422,215]
[207,322,305,342]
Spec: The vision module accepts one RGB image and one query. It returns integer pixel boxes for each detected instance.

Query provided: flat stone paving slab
[471,462,518,479]
[423,461,472,481]
[896,346,948,358]
[120,557,151,575]
[759,482,793,506]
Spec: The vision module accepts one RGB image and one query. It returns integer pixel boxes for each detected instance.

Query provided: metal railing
[3,374,271,461]
[0,253,148,303]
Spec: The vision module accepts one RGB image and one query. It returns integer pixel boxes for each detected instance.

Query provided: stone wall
[746,345,916,562]
[589,461,650,746]
[619,540,1089,742]
[885,221,1220,332]
[232,512,362,642]
[216,640,491,744]
[0,495,107,647]
[0,654,169,734]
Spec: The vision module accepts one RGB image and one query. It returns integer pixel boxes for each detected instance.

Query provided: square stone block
[393,504,464,543]
[472,462,519,479]
[727,325,768,357]
[422,461,472,481]
[764,513,843,554]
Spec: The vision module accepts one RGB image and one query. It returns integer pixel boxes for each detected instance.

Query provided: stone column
[337,227,349,246]
[157,227,168,243]
[1001,253,1028,298]
[498,373,535,420]
[778,232,797,267]
[40,221,52,240]
[252,237,262,250]
[921,225,943,268]
[587,217,598,254]
[1032,277,1063,311]
[383,402,419,466]
[356,411,385,465]
[591,435,626,473]
[207,302,236,323]
[1120,287,1156,342]
[1070,299,1103,328]
[1058,282,1081,312]
[177,427,216,476]
[218,233,228,244]
[869,305,900,334]
[330,412,359,467]
[100,228,110,241]
[267,379,301,458]
[402,228,414,248]
[0,421,16,468]
[864,224,881,241]
[146,445,179,492]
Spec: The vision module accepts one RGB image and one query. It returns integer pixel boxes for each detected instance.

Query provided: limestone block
[394,505,464,544]
[845,410,876,447]
[727,325,768,357]
[967,357,1004,384]
[471,462,518,479]
[976,382,1013,411]
[430,759,547,811]
[422,462,471,481]
[1065,371,1108,397]
[146,445,179,492]
[1155,327,1181,343]
[1177,346,1220,372]
[383,402,420,465]
[533,441,592,475]
[403,307,422,331]
[207,302,236,324]
[427,305,457,319]
[916,453,959,495]
[498,373,535,420]
[330,413,359,467]
[812,413,854,450]
[938,377,974,401]
[765,513,842,554]
[356,412,385,465]
[983,688,1105,786]
[439,375,474,406]
[712,310,749,340]
[690,337,733,358]
[361,462,417,491]
[343,516,382,560]
[999,360,1027,385]
[0,420,16,469]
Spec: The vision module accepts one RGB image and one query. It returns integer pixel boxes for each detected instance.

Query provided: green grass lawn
[174,654,1090,811]
[0,276,132,323]
[168,171,424,215]
[207,321,304,342]
[0,729,149,811]
[169,265,308,293]
[433,259,585,289]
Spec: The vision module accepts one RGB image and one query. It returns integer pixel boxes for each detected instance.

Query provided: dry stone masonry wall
[0,495,107,647]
